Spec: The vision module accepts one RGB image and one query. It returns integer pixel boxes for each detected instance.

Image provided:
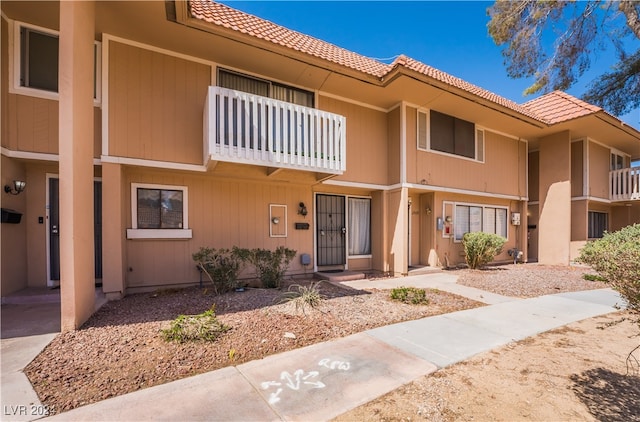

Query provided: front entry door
[316,194,346,267]
[48,178,103,286]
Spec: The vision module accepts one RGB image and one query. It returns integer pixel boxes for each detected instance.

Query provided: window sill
[126,229,192,240]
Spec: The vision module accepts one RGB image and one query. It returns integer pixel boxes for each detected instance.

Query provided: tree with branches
[487,1,640,116]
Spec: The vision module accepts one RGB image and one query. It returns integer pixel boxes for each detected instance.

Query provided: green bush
[577,224,640,327]
[192,247,247,293]
[240,247,297,288]
[390,286,429,305]
[462,232,506,270]
[161,307,230,343]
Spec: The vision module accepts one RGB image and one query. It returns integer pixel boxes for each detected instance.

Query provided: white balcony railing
[610,166,640,201]
[204,86,346,175]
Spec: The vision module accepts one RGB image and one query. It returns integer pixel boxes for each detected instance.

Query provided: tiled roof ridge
[188,0,543,122]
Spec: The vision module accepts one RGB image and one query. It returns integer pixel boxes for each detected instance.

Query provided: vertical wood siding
[588,141,610,199]
[124,169,314,288]
[108,41,210,165]
[407,107,526,197]
[318,95,389,185]
[571,141,584,197]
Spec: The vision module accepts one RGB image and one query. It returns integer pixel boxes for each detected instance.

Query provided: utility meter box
[511,212,521,226]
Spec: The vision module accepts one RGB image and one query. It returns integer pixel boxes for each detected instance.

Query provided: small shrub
[577,224,640,328]
[280,282,325,314]
[583,273,607,282]
[462,232,506,270]
[240,247,297,288]
[161,307,230,343]
[390,286,429,305]
[193,247,247,293]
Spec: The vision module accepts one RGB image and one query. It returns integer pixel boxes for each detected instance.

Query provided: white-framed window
[126,183,192,239]
[454,203,508,242]
[417,109,484,162]
[348,197,371,256]
[12,21,101,103]
[610,149,629,171]
[588,211,608,239]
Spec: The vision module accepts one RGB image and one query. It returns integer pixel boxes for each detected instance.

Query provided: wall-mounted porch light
[298,202,308,216]
[4,180,26,195]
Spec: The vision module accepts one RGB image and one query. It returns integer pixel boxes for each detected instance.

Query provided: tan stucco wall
[538,131,572,265]
[571,200,588,241]
[107,40,211,165]
[1,155,28,295]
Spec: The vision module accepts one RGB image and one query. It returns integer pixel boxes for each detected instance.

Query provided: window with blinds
[454,204,508,241]
[588,211,608,239]
[416,110,484,161]
[218,68,314,107]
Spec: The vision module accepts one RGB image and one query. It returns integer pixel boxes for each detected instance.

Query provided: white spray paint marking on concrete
[261,358,351,405]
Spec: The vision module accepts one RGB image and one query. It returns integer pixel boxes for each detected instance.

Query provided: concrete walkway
[1,274,624,421]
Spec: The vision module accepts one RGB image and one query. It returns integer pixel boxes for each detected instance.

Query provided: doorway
[316,194,346,267]
[47,176,102,287]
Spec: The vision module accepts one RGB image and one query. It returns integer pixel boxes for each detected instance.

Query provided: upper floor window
[13,21,101,102]
[610,150,629,171]
[217,68,314,107]
[20,26,58,92]
[417,110,484,161]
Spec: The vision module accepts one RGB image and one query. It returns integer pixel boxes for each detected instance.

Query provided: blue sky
[219,1,640,129]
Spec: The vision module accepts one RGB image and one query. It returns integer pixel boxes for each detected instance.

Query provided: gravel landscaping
[24,263,608,415]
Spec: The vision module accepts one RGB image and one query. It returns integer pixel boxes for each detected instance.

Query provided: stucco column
[101,162,125,299]
[59,0,95,331]
[387,187,409,275]
[538,131,571,265]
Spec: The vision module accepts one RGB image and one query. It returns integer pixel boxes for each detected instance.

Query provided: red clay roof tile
[522,91,601,124]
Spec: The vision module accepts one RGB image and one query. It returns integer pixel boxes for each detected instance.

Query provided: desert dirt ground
[23,264,639,420]
[334,311,639,422]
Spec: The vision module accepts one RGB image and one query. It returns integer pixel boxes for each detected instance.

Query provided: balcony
[610,166,640,201]
[204,86,346,176]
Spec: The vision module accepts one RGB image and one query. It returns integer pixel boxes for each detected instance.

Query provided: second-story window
[15,21,101,101]
[217,68,314,107]
[417,110,484,161]
[20,27,58,92]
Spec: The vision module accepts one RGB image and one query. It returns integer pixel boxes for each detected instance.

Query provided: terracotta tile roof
[522,91,602,124]
[188,1,541,121]
[188,0,389,77]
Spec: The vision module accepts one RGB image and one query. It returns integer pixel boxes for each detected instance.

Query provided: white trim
[404,182,528,201]
[417,108,485,163]
[322,179,396,191]
[269,204,288,238]
[451,201,510,243]
[528,201,540,206]
[572,196,611,204]
[1,147,102,165]
[126,229,193,240]
[129,182,191,239]
[10,19,102,105]
[101,155,207,172]
[322,179,528,201]
[45,173,56,288]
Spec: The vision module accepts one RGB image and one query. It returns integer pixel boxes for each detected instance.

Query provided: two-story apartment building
[2,0,639,330]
